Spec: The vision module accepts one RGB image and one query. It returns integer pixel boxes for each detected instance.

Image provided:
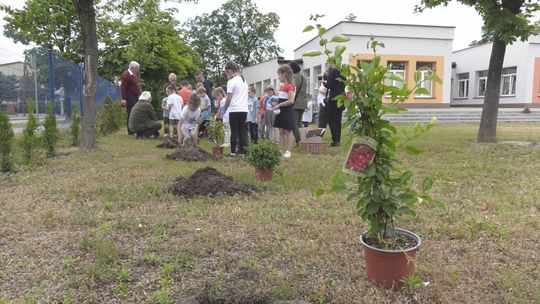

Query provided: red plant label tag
[342,136,377,176]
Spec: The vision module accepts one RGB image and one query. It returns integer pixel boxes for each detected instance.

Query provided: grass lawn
[1,123,539,303]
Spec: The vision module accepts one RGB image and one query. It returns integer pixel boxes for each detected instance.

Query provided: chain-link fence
[0,47,120,117]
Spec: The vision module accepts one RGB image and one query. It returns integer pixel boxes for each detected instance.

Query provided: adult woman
[224,61,249,156]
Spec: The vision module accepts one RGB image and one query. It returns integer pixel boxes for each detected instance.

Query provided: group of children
[161,83,212,146]
[159,66,315,158]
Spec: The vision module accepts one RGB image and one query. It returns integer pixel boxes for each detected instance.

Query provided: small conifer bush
[42,104,59,157]
[0,110,15,172]
[70,103,81,147]
[21,101,39,163]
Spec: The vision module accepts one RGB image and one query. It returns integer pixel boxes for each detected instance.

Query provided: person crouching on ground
[197,87,212,138]
[178,94,202,147]
[128,91,162,139]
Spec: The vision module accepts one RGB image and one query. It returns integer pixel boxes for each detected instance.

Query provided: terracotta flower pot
[212,146,224,157]
[255,168,273,181]
[359,228,421,290]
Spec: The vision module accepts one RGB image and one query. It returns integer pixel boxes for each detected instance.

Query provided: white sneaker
[220,143,230,147]
[283,150,291,158]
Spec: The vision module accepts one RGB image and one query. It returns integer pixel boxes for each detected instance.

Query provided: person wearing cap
[288,61,307,147]
[128,91,162,139]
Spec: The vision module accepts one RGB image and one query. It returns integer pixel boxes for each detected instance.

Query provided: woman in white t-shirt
[224,61,249,156]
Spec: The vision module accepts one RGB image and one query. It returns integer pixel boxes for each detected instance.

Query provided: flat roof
[294,21,455,52]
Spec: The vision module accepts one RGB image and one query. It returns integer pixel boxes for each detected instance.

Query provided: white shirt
[226,75,249,113]
[302,100,313,123]
[167,93,183,120]
[179,106,201,130]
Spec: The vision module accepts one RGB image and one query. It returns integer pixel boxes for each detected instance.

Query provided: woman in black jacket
[323,65,345,146]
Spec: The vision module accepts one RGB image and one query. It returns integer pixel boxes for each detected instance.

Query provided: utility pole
[29,53,39,116]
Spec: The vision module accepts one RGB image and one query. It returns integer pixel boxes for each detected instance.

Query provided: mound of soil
[156,136,179,149]
[169,167,260,198]
[166,146,214,161]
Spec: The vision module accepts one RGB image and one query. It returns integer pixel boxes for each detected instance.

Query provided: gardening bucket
[359,228,421,290]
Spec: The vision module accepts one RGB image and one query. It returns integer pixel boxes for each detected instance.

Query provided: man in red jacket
[121,61,141,135]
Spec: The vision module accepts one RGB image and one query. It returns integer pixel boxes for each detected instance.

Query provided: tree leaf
[303,50,323,57]
[330,34,350,43]
[422,177,433,192]
[405,145,422,155]
[303,25,314,32]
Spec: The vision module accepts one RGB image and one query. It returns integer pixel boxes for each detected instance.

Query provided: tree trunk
[73,0,98,150]
[476,36,506,143]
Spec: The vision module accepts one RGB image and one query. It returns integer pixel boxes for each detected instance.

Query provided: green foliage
[42,104,59,157]
[304,15,444,240]
[207,120,224,146]
[21,101,39,163]
[99,0,200,112]
[70,104,81,146]
[246,140,281,170]
[417,1,540,45]
[184,0,282,83]
[0,111,15,172]
[97,96,124,136]
[0,72,18,101]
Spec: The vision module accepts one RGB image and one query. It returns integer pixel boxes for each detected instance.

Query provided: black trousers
[125,95,138,134]
[326,101,344,144]
[229,112,247,154]
[247,122,258,144]
[318,104,328,129]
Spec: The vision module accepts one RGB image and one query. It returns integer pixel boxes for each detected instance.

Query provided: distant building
[244,21,540,107]
[451,36,540,107]
[0,61,27,80]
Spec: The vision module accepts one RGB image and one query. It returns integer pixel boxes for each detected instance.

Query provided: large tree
[184,0,282,83]
[417,0,540,142]
[72,0,98,150]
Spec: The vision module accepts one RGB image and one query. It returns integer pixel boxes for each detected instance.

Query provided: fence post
[48,49,55,110]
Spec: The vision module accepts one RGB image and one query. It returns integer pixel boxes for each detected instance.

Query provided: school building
[242,21,540,107]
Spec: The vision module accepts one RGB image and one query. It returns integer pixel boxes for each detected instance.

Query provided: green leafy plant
[97,96,124,136]
[305,15,444,245]
[70,103,81,147]
[0,110,15,172]
[207,120,224,147]
[246,140,281,170]
[42,103,59,157]
[21,100,39,163]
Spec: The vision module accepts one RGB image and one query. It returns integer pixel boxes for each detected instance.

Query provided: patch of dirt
[169,167,260,198]
[166,146,215,161]
[156,136,179,149]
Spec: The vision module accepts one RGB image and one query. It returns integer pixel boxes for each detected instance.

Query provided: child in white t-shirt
[302,94,314,127]
[166,84,183,138]
[178,94,202,147]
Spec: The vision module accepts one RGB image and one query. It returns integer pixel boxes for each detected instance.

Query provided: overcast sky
[0,0,485,64]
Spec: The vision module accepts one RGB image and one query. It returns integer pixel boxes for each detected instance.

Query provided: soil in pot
[156,136,179,149]
[166,146,214,161]
[169,167,261,198]
[212,146,224,157]
[360,229,421,290]
[255,168,273,181]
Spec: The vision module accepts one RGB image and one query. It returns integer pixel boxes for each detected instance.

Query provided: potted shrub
[305,15,445,290]
[245,141,281,181]
[207,120,225,157]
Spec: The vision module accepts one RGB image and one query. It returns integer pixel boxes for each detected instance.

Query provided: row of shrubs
[0,96,125,173]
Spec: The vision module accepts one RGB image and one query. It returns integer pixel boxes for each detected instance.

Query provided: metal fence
[0,47,120,117]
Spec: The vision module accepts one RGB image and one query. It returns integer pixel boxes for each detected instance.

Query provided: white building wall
[451,41,531,105]
[243,59,281,96]
[295,22,454,104]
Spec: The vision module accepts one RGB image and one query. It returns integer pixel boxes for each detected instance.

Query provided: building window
[386,61,406,88]
[500,67,517,96]
[303,68,311,95]
[415,62,434,97]
[477,70,488,97]
[457,73,469,98]
[263,78,271,92]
